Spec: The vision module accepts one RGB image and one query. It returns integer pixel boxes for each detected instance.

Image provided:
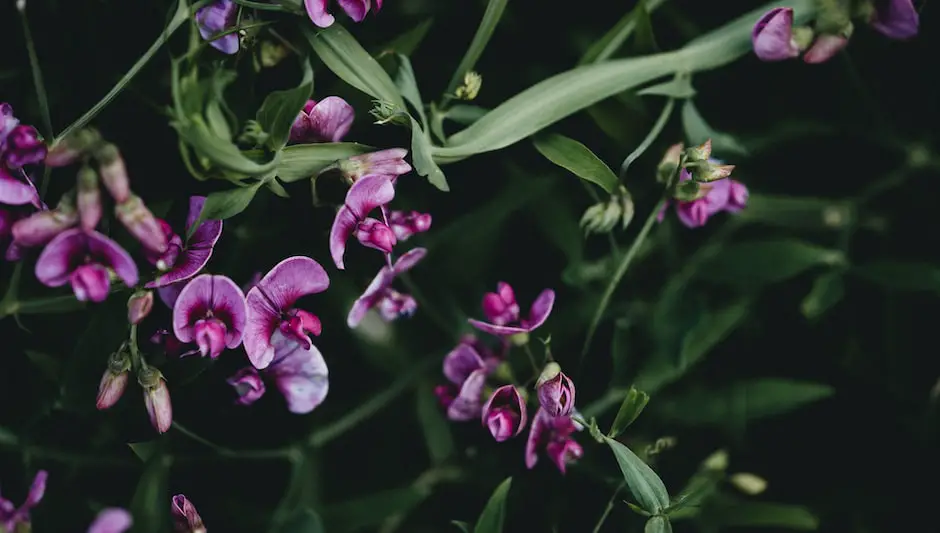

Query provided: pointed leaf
[474,477,511,533]
[13,294,86,315]
[127,442,159,462]
[445,104,490,126]
[533,133,618,194]
[174,118,279,176]
[579,0,667,65]
[681,99,747,156]
[638,77,696,99]
[188,182,263,238]
[277,142,373,182]
[801,272,844,319]
[394,54,428,128]
[645,515,673,533]
[609,386,650,438]
[851,260,940,293]
[129,452,169,533]
[279,508,326,533]
[452,521,471,533]
[373,18,434,57]
[410,116,449,191]
[256,74,314,149]
[445,0,509,95]
[605,437,670,513]
[695,239,844,288]
[632,0,660,55]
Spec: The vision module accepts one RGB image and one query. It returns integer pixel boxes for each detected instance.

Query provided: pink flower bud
[536,362,576,418]
[77,165,102,230]
[481,282,519,326]
[139,367,172,433]
[752,8,800,62]
[481,385,528,442]
[115,195,168,255]
[96,351,132,410]
[127,291,154,325]
[2,124,47,168]
[354,218,397,254]
[387,210,432,241]
[803,33,850,64]
[11,195,78,247]
[226,367,266,406]
[171,494,206,533]
[94,143,131,203]
[45,128,102,168]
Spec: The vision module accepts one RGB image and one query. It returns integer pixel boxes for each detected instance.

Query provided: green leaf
[445,104,489,126]
[416,383,455,464]
[609,386,650,438]
[409,116,449,191]
[632,0,660,55]
[323,487,428,531]
[645,515,673,533]
[434,0,816,162]
[452,521,472,533]
[13,294,86,315]
[695,239,844,288]
[256,76,314,150]
[127,442,159,462]
[305,24,404,109]
[277,142,373,182]
[279,508,326,533]
[129,452,169,533]
[681,99,747,156]
[578,0,667,65]
[851,260,940,293]
[652,379,834,426]
[174,118,279,177]
[638,77,696,99]
[737,194,853,231]
[666,470,723,518]
[267,177,290,198]
[445,0,509,96]
[605,437,670,513]
[473,477,511,533]
[707,499,819,530]
[532,133,618,194]
[188,182,263,238]
[801,272,845,319]
[394,54,428,128]
[373,18,434,57]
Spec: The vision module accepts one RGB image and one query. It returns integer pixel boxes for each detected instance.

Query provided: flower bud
[729,472,768,495]
[354,218,397,254]
[691,162,735,183]
[368,100,409,126]
[94,143,131,203]
[171,494,207,533]
[96,350,132,410]
[703,448,729,471]
[2,125,47,169]
[656,142,684,183]
[685,139,712,162]
[536,363,575,417]
[803,33,850,64]
[127,291,154,325]
[10,191,78,247]
[481,385,528,442]
[227,367,266,406]
[139,367,172,433]
[673,179,703,201]
[76,165,102,230]
[455,71,483,101]
[336,148,412,184]
[387,210,432,241]
[115,195,168,255]
[45,128,102,168]
[751,8,800,61]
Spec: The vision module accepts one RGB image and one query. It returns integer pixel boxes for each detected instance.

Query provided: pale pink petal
[871,0,919,40]
[173,274,247,348]
[304,0,335,27]
[307,96,355,142]
[0,168,38,206]
[525,408,551,469]
[87,508,133,533]
[392,247,427,274]
[346,266,394,328]
[330,175,395,269]
[267,330,329,414]
[446,369,486,421]
[752,8,799,61]
[337,0,370,21]
[442,343,485,385]
[522,289,555,330]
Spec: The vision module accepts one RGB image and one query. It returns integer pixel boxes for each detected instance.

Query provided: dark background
[1,0,938,532]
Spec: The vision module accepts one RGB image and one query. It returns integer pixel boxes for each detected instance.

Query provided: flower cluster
[0,103,47,260]
[752,1,918,64]
[657,140,748,229]
[304,0,384,29]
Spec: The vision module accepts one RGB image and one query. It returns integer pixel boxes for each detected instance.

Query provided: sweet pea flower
[388,210,432,241]
[87,508,133,533]
[0,167,39,207]
[0,104,20,147]
[171,494,207,533]
[725,180,749,213]
[289,98,355,144]
[0,209,24,259]
[330,174,397,269]
[870,0,919,40]
[0,470,47,533]
[145,196,223,288]
[525,408,584,474]
[752,8,801,61]
[244,256,329,369]
[304,0,382,28]
[468,283,556,337]
[481,385,528,442]
[35,229,138,303]
[172,274,247,359]
[1,125,46,169]
[347,247,426,328]
[228,329,329,413]
[536,362,575,418]
[435,338,500,421]
[337,148,411,184]
[658,169,732,229]
[196,0,239,55]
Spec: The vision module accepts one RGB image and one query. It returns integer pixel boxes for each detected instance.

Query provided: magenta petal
[157,282,187,309]
[446,369,486,421]
[146,245,213,288]
[337,0,370,21]
[308,97,355,142]
[523,289,555,330]
[330,175,395,269]
[227,367,266,405]
[35,229,138,289]
[186,196,223,248]
[871,0,919,40]
[304,0,335,27]
[267,331,329,414]
[392,247,427,274]
[329,206,359,270]
[752,8,799,61]
[347,267,394,328]
[468,318,529,336]
[525,408,551,469]
[87,508,133,533]
[0,168,38,206]
[172,274,247,348]
[374,0,382,11]
[87,231,139,287]
[25,470,47,506]
[442,342,485,385]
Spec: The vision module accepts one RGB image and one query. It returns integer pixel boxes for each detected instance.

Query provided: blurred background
[1,0,938,531]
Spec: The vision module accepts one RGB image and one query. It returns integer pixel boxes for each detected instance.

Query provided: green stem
[234,0,300,12]
[592,482,626,533]
[17,5,53,139]
[580,0,669,65]
[618,97,675,180]
[522,343,540,375]
[172,421,292,459]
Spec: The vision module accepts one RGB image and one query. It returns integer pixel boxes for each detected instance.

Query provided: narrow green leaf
[666,470,723,518]
[394,54,428,128]
[653,379,834,426]
[445,0,509,96]
[267,177,290,198]
[188,182,262,238]
[305,25,404,109]
[645,515,673,533]
[279,508,326,533]
[256,76,314,150]
[323,487,427,531]
[532,133,618,193]
[409,116,449,191]
[605,437,670,513]
[129,452,169,533]
[452,520,471,533]
[205,100,233,141]
[678,297,751,370]
[473,477,512,533]
[446,104,490,126]
[609,387,650,438]
[632,0,660,55]
[695,239,844,287]
[416,383,455,464]
[13,294,86,315]
[638,77,696,99]
[851,260,940,293]
[578,0,667,65]
[127,442,159,462]
[801,272,845,319]
[277,142,373,182]
[373,18,434,57]
[681,99,747,156]
[173,118,279,176]
[737,193,853,231]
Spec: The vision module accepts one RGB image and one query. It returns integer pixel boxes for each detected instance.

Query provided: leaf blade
[533,133,618,193]
[473,477,512,533]
[605,437,670,513]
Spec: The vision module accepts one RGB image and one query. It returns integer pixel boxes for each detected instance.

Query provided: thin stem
[380,205,394,269]
[442,0,509,104]
[17,4,53,139]
[618,97,675,180]
[522,343,540,375]
[172,421,291,459]
[592,482,626,533]
[234,0,299,12]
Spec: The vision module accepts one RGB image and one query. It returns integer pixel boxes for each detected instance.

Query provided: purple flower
[388,210,432,241]
[145,196,223,289]
[525,408,584,474]
[347,247,426,328]
[196,0,239,55]
[115,195,169,256]
[803,34,849,64]
[304,0,372,28]
[139,366,172,433]
[752,8,800,61]
[0,103,20,147]
[469,283,555,337]
[172,274,247,359]
[0,470,47,532]
[330,174,396,269]
[227,366,266,405]
[0,209,23,260]
[658,169,732,229]
[725,180,749,213]
[0,167,40,207]
[87,508,133,533]
[229,329,329,414]
[289,98,355,144]
[870,0,919,39]
[1,125,46,169]
[35,228,138,303]
[436,339,500,421]
[337,148,412,184]
[536,362,575,418]
[244,256,329,369]
[171,494,207,533]
[481,385,528,442]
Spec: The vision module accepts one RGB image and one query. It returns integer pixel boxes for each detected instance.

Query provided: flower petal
[173,274,246,347]
[467,318,529,336]
[446,368,486,421]
[525,408,551,469]
[347,266,395,328]
[35,228,87,287]
[85,231,139,287]
[337,0,370,22]
[185,196,224,249]
[752,7,799,61]
[267,330,329,414]
[0,168,38,206]
[304,0,335,27]
[157,281,187,309]
[146,244,213,288]
[329,206,359,270]
[308,96,355,142]
[442,342,485,385]
[392,247,427,274]
[523,289,555,331]
[871,0,919,40]
[87,508,133,533]
[330,175,395,269]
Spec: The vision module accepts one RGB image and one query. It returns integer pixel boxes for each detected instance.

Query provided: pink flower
[97,351,132,410]
[145,196,223,288]
[436,338,500,421]
[725,180,749,213]
[87,508,133,533]
[0,104,21,147]
[196,0,239,55]
[140,367,172,433]
[481,385,527,442]
[658,169,733,229]
[536,362,575,418]
[1,125,46,169]
[347,247,425,328]
[10,195,78,249]
[171,494,207,533]
[525,408,584,474]
[329,174,396,269]
[751,8,801,61]
[337,148,412,184]
[226,366,266,405]
[0,167,40,207]
[0,470,47,532]
[469,282,555,337]
[870,0,919,40]
[35,228,138,303]
[304,0,378,28]
[243,256,329,369]
[289,98,355,144]
[387,210,432,241]
[172,274,248,359]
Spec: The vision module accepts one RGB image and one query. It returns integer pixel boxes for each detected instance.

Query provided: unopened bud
[127,291,154,325]
[139,366,172,434]
[45,128,102,167]
[10,190,78,247]
[729,472,768,495]
[94,143,131,203]
[336,148,412,184]
[455,71,482,101]
[703,448,729,471]
[685,139,712,162]
[77,165,102,230]
[656,142,684,182]
[691,162,735,183]
[369,100,409,126]
[792,26,816,50]
[96,351,132,410]
[115,195,168,255]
